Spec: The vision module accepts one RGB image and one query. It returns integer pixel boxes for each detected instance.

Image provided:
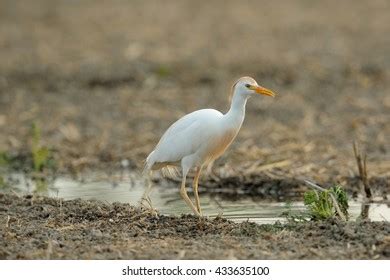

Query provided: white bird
[144,77,276,216]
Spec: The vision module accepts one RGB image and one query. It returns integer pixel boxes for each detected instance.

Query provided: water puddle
[2,172,389,224]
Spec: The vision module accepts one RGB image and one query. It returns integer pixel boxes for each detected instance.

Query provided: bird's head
[230,76,276,101]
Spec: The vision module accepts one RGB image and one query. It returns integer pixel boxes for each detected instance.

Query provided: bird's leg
[192,166,203,216]
[180,169,201,217]
[140,171,154,209]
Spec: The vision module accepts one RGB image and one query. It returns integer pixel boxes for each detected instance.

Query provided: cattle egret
[144,77,276,216]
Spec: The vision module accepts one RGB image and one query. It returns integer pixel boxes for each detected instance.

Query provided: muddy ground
[0,0,389,259]
[1,193,389,259]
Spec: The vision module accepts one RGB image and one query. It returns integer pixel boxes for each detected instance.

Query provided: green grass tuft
[304,185,349,220]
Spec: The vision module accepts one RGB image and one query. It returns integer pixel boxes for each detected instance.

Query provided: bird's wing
[150,109,223,164]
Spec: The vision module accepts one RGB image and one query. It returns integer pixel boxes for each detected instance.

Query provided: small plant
[0,151,9,166]
[0,175,6,188]
[0,152,10,189]
[34,178,48,193]
[31,122,51,172]
[304,182,349,221]
[155,65,171,77]
[30,122,58,193]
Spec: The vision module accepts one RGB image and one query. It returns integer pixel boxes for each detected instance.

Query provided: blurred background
[0,0,389,188]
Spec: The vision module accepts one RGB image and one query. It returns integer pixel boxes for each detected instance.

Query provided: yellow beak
[250,85,276,97]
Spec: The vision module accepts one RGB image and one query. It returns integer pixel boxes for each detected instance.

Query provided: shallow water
[2,172,389,224]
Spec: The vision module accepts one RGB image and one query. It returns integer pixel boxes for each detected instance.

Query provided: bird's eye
[245,84,251,88]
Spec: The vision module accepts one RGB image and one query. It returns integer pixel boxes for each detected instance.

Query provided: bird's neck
[224,93,248,127]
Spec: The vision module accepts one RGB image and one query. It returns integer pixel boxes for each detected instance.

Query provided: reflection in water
[3,172,390,224]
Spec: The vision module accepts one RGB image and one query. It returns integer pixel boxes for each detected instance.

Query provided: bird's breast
[203,128,238,162]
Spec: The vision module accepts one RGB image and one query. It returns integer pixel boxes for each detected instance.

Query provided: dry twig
[353,141,372,200]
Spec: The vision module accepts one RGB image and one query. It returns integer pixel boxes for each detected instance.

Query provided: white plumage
[144,76,276,216]
[146,109,223,168]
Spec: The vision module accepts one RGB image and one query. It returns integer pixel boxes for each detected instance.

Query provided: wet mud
[1,193,389,259]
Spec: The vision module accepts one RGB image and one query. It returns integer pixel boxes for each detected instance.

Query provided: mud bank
[0,193,389,259]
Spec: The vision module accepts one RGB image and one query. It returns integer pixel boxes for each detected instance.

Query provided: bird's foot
[193,209,203,218]
[196,206,202,217]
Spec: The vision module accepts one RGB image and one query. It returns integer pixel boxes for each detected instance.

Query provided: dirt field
[0,0,389,259]
[1,0,389,181]
[1,193,389,259]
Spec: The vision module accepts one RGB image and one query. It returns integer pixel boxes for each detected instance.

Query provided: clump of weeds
[0,123,56,193]
[281,182,349,222]
[0,123,56,173]
[304,181,349,221]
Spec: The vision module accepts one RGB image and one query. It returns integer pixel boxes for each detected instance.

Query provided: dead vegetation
[0,1,389,185]
[353,141,373,200]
